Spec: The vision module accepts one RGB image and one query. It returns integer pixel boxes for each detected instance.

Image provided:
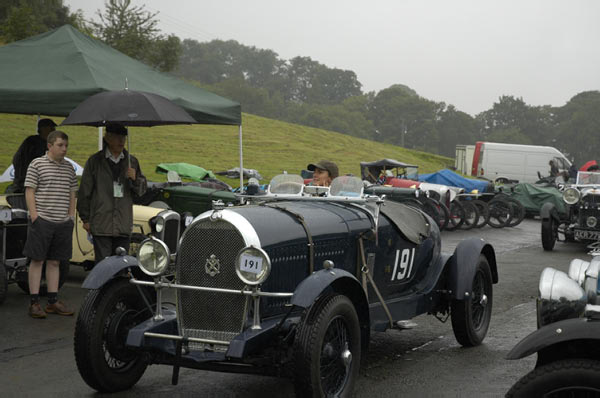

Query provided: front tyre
[294,294,361,398]
[541,216,557,251]
[451,255,493,347]
[506,359,600,398]
[74,278,153,392]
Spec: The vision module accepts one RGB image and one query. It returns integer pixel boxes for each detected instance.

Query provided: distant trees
[0,0,84,43]
[91,0,181,72]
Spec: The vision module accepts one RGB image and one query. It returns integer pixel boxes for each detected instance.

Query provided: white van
[471,141,571,183]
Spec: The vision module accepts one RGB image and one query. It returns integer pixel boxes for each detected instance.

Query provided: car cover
[509,183,566,216]
[418,169,492,193]
[156,163,216,181]
[380,200,430,244]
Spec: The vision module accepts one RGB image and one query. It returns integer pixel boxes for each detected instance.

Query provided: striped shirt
[24,154,78,222]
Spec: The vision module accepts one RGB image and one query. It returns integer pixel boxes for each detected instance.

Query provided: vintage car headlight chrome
[539,267,586,301]
[155,217,165,233]
[587,216,598,228]
[235,246,271,286]
[563,187,580,205]
[568,259,590,285]
[137,238,170,276]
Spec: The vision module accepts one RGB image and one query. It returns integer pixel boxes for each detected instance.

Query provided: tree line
[2,0,600,165]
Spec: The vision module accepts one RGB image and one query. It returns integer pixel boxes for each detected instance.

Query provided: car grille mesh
[176,218,247,350]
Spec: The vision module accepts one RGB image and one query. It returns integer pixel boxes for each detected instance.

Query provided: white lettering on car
[390,248,415,281]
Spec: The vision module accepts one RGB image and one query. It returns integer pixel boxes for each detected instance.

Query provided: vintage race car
[506,255,600,396]
[541,171,600,250]
[74,174,498,396]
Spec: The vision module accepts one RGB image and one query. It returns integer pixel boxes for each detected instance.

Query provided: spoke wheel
[487,198,513,228]
[460,201,479,230]
[451,255,493,346]
[472,200,490,228]
[74,278,153,393]
[294,294,361,398]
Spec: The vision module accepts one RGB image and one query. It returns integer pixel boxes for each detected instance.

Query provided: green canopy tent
[0,25,247,188]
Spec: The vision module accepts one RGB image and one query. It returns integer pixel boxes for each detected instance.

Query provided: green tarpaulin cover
[509,183,566,216]
[156,163,216,181]
[0,25,241,125]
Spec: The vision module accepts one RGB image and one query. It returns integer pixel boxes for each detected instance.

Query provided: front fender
[81,254,139,289]
[447,238,497,300]
[291,268,362,308]
[540,202,561,223]
[506,317,600,360]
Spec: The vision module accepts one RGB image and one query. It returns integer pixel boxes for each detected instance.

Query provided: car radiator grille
[579,195,600,225]
[176,218,248,351]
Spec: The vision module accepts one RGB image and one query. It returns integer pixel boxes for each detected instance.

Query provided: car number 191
[240,254,263,274]
[391,248,415,281]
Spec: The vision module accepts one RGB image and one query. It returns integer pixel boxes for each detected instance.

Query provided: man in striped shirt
[23,130,78,318]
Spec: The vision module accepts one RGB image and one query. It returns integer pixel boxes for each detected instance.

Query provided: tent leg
[239,125,244,203]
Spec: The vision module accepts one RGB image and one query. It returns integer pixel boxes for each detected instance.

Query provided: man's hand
[83,222,90,232]
[30,213,38,223]
[127,167,136,181]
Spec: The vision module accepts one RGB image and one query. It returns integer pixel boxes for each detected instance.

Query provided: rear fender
[446,238,497,300]
[81,254,143,289]
[506,318,600,361]
[540,202,561,223]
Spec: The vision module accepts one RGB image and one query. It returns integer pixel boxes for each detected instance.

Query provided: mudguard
[540,202,561,223]
[506,317,600,360]
[447,237,498,300]
[291,268,364,308]
[81,254,139,289]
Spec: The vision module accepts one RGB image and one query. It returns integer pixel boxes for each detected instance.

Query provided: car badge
[205,254,221,277]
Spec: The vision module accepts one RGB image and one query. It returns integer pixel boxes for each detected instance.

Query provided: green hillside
[1,113,452,187]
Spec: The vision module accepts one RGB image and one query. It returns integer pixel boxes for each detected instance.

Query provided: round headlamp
[568,259,590,285]
[563,187,581,205]
[588,216,598,228]
[155,217,165,233]
[235,246,271,286]
[539,267,585,301]
[137,238,170,276]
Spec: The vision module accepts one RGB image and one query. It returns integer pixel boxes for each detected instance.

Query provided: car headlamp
[537,267,587,327]
[155,217,165,233]
[588,216,598,228]
[568,259,590,285]
[235,246,271,286]
[563,187,580,205]
[137,238,170,276]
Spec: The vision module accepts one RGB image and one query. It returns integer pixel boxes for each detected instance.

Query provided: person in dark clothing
[549,160,559,177]
[8,118,57,208]
[77,123,147,264]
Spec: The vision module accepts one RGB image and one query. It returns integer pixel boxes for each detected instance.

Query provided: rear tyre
[16,259,70,295]
[460,201,479,230]
[293,294,361,398]
[451,255,493,347]
[506,359,600,398]
[487,198,513,228]
[445,200,466,231]
[472,200,490,228]
[74,278,153,392]
[541,216,558,251]
[0,264,7,304]
[503,197,525,227]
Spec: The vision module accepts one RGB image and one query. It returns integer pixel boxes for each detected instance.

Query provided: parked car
[541,171,600,251]
[73,173,498,396]
[0,193,180,302]
[506,255,600,397]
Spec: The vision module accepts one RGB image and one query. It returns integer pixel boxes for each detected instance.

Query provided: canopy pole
[239,125,244,203]
[98,126,103,151]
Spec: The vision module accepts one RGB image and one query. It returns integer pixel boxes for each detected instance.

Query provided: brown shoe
[45,300,74,316]
[29,302,47,319]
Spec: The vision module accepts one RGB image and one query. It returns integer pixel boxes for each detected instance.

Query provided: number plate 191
[240,254,263,274]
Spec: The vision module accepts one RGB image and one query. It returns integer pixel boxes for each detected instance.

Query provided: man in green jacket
[77,123,147,264]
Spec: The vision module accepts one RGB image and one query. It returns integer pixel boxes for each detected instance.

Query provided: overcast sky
[68,0,600,116]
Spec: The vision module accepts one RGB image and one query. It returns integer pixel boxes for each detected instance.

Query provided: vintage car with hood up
[541,170,600,251]
[74,174,498,397]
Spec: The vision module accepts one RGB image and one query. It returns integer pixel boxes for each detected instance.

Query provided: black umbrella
[61,89,197,127]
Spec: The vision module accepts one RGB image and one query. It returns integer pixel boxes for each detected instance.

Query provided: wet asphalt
[0,218,590,397]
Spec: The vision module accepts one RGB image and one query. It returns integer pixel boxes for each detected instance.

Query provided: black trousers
[92,235,130,264]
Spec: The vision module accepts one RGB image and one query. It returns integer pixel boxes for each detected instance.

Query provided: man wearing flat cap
[307,160,339,187]
[9,118,57,207]
[77,123,147,264]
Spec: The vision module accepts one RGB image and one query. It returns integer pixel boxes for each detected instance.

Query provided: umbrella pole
[127,133,131,168]
[239,125,243,202]
[98,126,103,151]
